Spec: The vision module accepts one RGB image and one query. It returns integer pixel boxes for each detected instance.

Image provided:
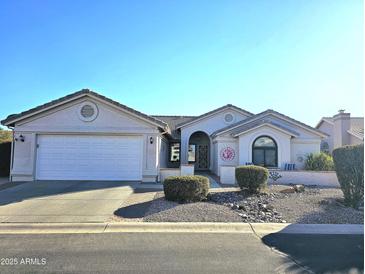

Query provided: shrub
[304,152,334,171]
[163,175,210,202]
[333,144,364,208]
[235,165,269,193]
[0,130,12,143]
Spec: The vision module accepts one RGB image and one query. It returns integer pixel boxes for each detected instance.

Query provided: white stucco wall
[11,97,161,182]
[212,136,239,175]
[290,139,321,169]
[180,108,250,166]
[237,127,291,169]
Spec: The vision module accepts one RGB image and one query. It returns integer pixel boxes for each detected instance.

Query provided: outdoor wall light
[149,137,154,144]
[15,134,25,142]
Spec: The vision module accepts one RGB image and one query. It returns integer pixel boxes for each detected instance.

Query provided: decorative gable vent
[78,101,98,122]
[81,105,95,118]
[224,113,235,124]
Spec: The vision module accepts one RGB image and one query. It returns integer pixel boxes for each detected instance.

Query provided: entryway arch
[188,131,210,171]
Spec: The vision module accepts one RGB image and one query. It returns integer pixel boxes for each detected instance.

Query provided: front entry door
[197,144,209,170]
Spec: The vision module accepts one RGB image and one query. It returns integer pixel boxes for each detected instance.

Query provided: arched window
[320,141,329,153]
[252,136,278,167]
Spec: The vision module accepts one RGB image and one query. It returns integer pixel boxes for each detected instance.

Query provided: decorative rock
[231,204,239,210]
[280,187,296,194]
[238,205,246,210]
[294,184,305,193]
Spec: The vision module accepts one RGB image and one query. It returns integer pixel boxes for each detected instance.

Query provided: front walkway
[195,172,221,188]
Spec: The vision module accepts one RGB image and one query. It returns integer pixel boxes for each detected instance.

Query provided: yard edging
[0,222,363,235]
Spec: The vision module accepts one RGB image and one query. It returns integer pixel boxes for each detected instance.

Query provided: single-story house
[1,89,327,182]
[316,110,364,154]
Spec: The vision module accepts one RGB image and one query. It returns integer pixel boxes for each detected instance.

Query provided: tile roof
[152,115,196,139]
[1,89,168,129]
[348,118,364,139]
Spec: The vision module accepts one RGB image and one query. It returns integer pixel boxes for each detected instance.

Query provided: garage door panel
[36,135,143,181]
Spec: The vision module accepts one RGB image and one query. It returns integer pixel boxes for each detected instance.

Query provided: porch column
[180,138,189,165]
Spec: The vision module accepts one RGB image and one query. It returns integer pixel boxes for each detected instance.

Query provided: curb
[0,222,363,235]
[250,223,364,236]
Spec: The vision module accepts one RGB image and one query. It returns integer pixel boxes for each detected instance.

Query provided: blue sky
[0,0,363,128]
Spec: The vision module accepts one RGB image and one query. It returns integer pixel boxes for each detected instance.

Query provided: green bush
[163,175,210,202]
[333,144,364,208]
[0,142,11,176]
[235,165,269,193]
[0,130,12,143]
[304,152,334,171]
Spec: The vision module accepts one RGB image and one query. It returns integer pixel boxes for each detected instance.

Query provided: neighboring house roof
[348,118,364,140]
[152,115,196,139]
[175,104,254,129]
[229,118,300,137]
[1,89,169,130]
[212,109,327,138]
[315,117,334,128]
[316,116,364,140]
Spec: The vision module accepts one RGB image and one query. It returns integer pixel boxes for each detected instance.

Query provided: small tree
[333,144,364,208]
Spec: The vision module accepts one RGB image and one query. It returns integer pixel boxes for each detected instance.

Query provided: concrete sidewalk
[0,222,363,235]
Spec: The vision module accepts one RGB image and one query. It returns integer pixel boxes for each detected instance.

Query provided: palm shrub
[333,144,364,208]
[163,175,210,203]
[304,152,334,171]
[235,165,269,193]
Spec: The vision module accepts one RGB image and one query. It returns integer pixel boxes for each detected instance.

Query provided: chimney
[333,109,351,148]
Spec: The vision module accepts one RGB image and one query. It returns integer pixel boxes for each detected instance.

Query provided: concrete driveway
[0,181,137,223]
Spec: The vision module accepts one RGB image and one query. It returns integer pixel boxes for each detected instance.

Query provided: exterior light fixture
[15,135,25,142]
[149,137,154,144]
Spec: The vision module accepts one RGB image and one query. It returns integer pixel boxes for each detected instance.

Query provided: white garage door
[36,135,143,181]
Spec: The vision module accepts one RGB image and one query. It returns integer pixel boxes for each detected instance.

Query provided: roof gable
[213,109,327,138]
[230,119,300,137]
[176,104,253,129]
[1,89,168,130]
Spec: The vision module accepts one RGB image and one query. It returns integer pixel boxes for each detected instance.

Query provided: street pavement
[0,232,362,273]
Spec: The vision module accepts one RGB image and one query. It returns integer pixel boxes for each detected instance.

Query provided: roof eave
[1,89,168,130]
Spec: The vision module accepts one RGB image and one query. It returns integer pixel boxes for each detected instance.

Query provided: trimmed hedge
[0,142,11,176]
[235,165,269,193]
[333,144,364,208]
[304,152,334,171]
[163,175,209,202]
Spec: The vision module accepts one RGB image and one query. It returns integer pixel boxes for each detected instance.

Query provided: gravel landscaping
[142,185,363,224]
